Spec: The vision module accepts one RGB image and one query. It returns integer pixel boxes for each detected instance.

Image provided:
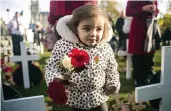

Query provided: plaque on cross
[135,46,171,111]
[10,42,39,88]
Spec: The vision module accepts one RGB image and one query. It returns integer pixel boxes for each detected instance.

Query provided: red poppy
[2,66,13,73]
[94,55,99,64]
[68,48,90,68]
[1,58,4,66]
[47,80,68,105]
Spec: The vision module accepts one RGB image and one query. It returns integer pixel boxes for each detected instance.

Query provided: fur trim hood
[56,15,113,44]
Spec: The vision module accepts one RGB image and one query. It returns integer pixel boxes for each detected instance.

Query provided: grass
[9,49,161,111]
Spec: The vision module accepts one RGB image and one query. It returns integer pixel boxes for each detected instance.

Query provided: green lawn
[10,49,161,111]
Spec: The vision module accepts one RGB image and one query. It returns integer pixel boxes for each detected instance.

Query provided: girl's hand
[54,77,76,86]
[104,86,116,95]
[142,4,156,13]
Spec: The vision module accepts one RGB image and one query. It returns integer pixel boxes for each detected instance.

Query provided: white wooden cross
[10,42,39,89]
[166,40,171,45]
[135,46,171,111]
[2,95,45,111]
[1,66,45,111]
[40,42,44,54]
[117,39,132,79]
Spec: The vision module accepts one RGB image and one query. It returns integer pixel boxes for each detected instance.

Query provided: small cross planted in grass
[45,103,52,111]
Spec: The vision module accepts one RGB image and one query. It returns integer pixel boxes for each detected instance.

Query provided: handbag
[144,15,161,53]
[42,31,57,51]
[42,24,61,51]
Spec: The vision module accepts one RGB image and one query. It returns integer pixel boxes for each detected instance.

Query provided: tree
[100,1,120,22]
[158,5,171,34]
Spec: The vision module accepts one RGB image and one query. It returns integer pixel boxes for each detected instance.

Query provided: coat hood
[56,15,113,44]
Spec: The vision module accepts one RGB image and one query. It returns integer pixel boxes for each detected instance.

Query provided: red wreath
[47,80,68,105]
[2,66,13,73]
[1,58,4,66]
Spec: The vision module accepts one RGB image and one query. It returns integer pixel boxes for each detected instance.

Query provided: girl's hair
[68,4,109,43]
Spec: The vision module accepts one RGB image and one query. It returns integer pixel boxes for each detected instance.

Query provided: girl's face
[77,16,105,46]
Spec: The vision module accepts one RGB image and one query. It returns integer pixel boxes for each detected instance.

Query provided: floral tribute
[47,80,68,105]
[47,48,90,105]
[62,48,90,72]
[1,54,15,85]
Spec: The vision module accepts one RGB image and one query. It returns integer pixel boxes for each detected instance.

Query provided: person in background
[7,12,25,55]
[47,0,97,31]
[45,5,120,111]
[115,11,127,50]
[126,1,159,87]
[108,14,118,53]
[33,22,44,46]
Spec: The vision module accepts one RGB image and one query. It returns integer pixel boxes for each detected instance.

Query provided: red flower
[1,58,4,66]
[68,48,90,68]
[47,80,68,105]
[2,66,13,73]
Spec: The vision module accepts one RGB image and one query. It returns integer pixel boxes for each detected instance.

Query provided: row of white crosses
[1,42,46,111]
[117,39,132,79]
[1,35,44,57]
[136,46,171,111]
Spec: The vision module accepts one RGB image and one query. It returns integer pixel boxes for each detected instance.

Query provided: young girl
[45,5,120,111]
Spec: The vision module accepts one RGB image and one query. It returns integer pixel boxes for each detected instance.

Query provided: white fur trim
[56,15,79,43]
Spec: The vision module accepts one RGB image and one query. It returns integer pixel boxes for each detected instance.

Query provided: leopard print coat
[45,15,120,110]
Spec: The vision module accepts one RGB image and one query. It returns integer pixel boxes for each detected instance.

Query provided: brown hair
[68,4,109,43]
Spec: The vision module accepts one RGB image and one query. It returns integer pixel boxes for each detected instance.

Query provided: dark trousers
[72,103,108,111]
[34,32,41,46]
[11,34,23,55]
[118,34,127,50]
[132,54,154,87]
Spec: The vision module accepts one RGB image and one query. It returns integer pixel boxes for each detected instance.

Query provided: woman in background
[126,1,159,87]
